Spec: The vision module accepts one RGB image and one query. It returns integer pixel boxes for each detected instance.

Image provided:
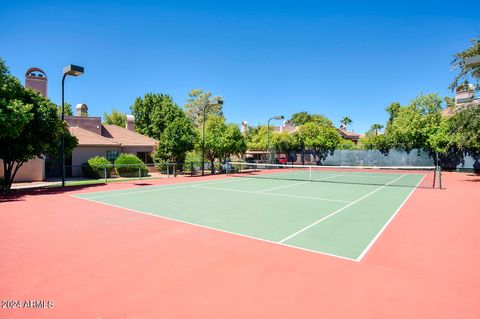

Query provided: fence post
[190,162,194,176]
[139,166,141,180]
[104,166,107,183]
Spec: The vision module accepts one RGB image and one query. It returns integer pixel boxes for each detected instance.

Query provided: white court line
[255,181,308,193]
[192,185,351,203]
[278,174,407,243]
[255,174,343,193]
[78,177,250,199]
[355,174,426,261]
[73,196,358,262]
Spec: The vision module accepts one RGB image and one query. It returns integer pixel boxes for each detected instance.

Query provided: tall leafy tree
[56,102,73,116]
[290,111,312,126]
[103,108,127,127]
[273,131,299,162]
[202,116,247,166]
[387,93,443,154]
[246,125,271,151]
[154,116,197,169]
[0,58,77,190]
[184,89,223,128]
[131,93,184,139]
[385,102,401,125]
[449,38,480,91]
[297,122,341,164]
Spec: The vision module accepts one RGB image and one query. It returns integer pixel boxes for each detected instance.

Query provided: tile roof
[337,128,360,138]
[101,125,157,147]
[68,127,120,146]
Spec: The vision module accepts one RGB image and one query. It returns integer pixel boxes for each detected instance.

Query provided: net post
[225,161,230,176]
[309,166,312,181]
[104,165,107,183]
[174,163,177,177]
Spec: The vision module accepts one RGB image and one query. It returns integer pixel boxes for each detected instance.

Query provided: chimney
[76,104,88,117]
[126,115,135,131]
[241,121,248,134]
[25,67,48,97]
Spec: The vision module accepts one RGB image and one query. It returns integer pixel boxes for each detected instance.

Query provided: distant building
[0,66,158,183]
[25,67,48,97]
[242,119,361,163]
[64,104,157,177]
[442,83,480,116]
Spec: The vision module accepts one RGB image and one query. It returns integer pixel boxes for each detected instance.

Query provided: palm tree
[370,123,384,135]
[340,116,352,129]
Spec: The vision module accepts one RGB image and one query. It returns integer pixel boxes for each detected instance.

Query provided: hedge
[114,153,148,177]
[82,156,113,179]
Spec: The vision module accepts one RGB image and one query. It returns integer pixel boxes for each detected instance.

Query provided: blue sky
[1,0,478,133]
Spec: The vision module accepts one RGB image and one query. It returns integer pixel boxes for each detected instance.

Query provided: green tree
[340,116,352,129]
[448,107,480,154]
[0,58,78,190]
[56,102,73,116]
[360,133,391,153]
[387,93,443,154]
[297,122,341,164]
[272,131,299,162]
[202,116,246,169]
[385,102,401,125]
[131,93,184,139]
[184,89,223,128]
[290,111,312,126]
[154,116,197,169]
[337,139,357,150]
[449,38,480,91]
[246,125,271,151]
[103,108,127,127]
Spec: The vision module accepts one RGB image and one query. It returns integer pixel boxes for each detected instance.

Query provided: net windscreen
[227,162,439,188]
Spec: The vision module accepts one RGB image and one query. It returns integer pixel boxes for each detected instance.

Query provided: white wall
[0,157,45,182]
[71,146,120,176]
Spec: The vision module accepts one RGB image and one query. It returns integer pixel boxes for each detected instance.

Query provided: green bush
[114,153,148,177]
[82,156,113,179]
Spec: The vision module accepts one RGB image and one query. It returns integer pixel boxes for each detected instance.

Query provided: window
[137,152,154,164]
[106,150,119,162]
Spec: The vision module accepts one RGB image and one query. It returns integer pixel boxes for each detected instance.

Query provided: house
[63,104,157,177]
[442,83,480,116]
[1,66,157,182]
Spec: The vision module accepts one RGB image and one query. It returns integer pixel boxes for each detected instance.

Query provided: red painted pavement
[0,172,479,318]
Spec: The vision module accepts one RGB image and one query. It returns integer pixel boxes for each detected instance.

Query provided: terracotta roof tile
[101,125,157,147]
[68,127,120,146]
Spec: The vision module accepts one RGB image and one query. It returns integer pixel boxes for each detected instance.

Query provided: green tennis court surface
[74,169,426,261]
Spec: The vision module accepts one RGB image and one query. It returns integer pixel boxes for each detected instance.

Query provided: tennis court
[74,164,431,261]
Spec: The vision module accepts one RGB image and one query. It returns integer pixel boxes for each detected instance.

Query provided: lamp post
[267,115,284,163]
[201,98,223,176]
[61,64,84,187]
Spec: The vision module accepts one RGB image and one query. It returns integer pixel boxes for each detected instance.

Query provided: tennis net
[226,162,441,189]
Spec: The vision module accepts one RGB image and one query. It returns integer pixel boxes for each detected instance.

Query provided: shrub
[114,153,148,177]
[82,156,113,179]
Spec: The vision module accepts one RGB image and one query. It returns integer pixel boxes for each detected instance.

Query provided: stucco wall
[0,157,45,182]
[71,145,120,176]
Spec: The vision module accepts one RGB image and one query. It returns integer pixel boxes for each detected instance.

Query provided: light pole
[201,98,223,176]
[61,64,84,187]
[267,115,284,163]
